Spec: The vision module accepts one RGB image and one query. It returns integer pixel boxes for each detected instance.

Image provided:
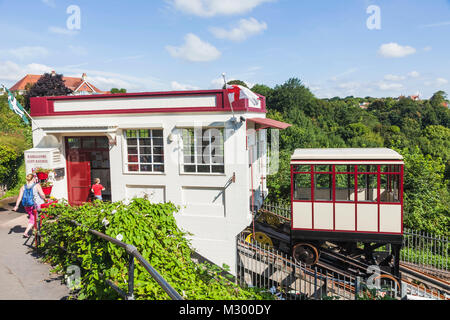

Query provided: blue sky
[0,0,449,98]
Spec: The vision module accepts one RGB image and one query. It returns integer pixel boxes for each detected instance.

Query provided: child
[13,174,46,237]
[91,178,105,201]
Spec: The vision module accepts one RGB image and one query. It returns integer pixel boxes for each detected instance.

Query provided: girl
[91,178,105,201]
[13,174,46,237]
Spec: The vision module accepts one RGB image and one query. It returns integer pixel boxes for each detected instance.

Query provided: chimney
[82,73,87,81]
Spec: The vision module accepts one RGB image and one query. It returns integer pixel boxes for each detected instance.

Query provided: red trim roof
[9,74,107,94]
[247,117,292,129]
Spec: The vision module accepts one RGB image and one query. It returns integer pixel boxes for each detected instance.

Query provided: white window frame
[180,127,225,174]
[123,129,165,174]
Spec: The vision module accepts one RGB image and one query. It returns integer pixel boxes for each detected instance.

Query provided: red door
[67,150,91,206]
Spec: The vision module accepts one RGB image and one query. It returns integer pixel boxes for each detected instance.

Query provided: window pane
[128,155,138,163]
[381,165,401,173]
[293,165,310,172]
[293,174,311,200]
[154,164,164,172]
[197,165,210,173]
[68,138,80,149]
[140,155,152,163]
[211,165,225,173]
[139,138,151,146]
[153,156,164,163]
[357,165,378,173]
[95,137,109,149]
[128,164,139,172]
[314,174,332,201]
[380,174,400,203]
[140,147,152,154]
[184,165,196,173]
[357,174,378,202]
[125,130,137,138]
[140,164,152,172]
[315,165,332,172]
[335,174,355,201]
[152,130,163,137]
[153,138,164,146]
[335,165,354,173]
[82,137,95,149]
[127,138,137,146]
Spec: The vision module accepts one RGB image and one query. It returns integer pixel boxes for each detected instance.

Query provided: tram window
[380,174,400,203]
[293,174,311,200]
[357,165,378,173]
[335,165,354,173]
[357,174,378,202]
[381,165,401,173]
[315,165,332,173]
[293,165,310,172]
[335,174,355,201]
[314,174,332,201]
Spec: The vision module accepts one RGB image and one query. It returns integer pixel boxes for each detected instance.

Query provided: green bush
[39,198,272,300]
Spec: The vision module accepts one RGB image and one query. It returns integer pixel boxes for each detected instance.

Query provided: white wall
[32,111,266,274]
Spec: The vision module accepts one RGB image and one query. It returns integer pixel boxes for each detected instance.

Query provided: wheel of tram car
[292,243,320,266]
[245,232,274,248]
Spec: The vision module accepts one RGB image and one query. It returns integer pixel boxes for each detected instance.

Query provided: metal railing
[402,228,449,276]
[236,232,355,300]
[35,216,183,300]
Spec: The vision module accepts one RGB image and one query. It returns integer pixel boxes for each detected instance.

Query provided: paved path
[0,197,70,300]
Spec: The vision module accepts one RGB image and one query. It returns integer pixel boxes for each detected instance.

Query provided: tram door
[66,137,111,205]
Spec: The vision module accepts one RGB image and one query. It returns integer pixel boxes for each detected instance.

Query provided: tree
[430,90,448,108]
[110,88,127,94]
[25,73,73,110]
[222,80,249,89]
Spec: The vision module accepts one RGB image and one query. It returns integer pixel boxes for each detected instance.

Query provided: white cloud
[384,74,406,81]
[166,33,221,62]
[377,82,404,91]
[7,46,49,60]
[408,71,420,78]
[210,17,267,42]
[168,0,274,17]
[171,81,200,91]
[0,60,53,83]
[378,42,416,58]
[48,26,79,36]
[436,78,449,86]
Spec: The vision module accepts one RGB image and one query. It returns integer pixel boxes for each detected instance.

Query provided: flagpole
[222,73,237,122]
[2,84,43,132]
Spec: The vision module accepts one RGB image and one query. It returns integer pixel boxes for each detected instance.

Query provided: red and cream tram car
[290,148,403,274]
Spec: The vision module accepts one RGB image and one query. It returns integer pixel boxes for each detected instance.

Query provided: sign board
[24,148,63,174]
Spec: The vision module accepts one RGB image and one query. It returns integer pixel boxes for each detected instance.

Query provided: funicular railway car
[290,148,404,276]
[246,148,405,278]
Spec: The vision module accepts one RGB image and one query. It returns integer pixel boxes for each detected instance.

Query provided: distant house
[9,71,109,95]
[408,94,420,101]
[442,101,449,108]
[359,102,370,109]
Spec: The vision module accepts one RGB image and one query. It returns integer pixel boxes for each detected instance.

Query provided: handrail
[37,216,183,300]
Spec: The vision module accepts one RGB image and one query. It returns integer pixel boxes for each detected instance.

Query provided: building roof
[291,148,403,161]
[9,73,107,94]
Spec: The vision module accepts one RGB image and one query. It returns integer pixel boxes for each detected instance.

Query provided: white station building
[26,89,291,273]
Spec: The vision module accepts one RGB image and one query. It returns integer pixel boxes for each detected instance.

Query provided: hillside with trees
[250,78,449,236]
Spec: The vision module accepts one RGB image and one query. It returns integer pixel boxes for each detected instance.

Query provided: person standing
[13,174,46,237]
[91,178,105,201]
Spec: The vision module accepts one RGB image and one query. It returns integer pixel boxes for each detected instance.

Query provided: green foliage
[39,199,272,300]
[110,88,127,94]
[222,80,249,89]
[263,78,449,235]
[0,145,18,187]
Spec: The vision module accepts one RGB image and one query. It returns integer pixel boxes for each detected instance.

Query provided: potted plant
[35,168,53,180]
[40,181,53,196]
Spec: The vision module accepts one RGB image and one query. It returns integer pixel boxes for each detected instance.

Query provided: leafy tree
[430,90,448,108]
[222,80,249,89]
[110,88,127,94]
[25,72,73,110]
